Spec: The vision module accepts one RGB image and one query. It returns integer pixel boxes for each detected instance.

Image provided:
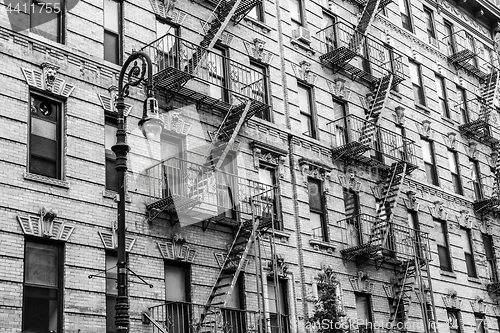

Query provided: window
[30,0,63,42]
[460,227,477,277]
[344,189,360,246]
[164,261,190,333]
[250,61,270,121]
[465,33,478,67]
[156,20,179,71]
[409,61,425,105]
[435,75,450,118]
[298,84,316,138]
[421,139,438,186]
[448,150,463,195]
[267,278,290,333]
[483,234,497,282]
[106,252,117,333]
[444,21,455,55]
[436,221,452,271]
[470,159,483,201]
[223,275,245,333]
[323,13,336,52]
[208,46,229,102]
[23,240,63,332]
[355,294,373,333]
[475,314,485,333]
[388,298,405,329]
[161,134,183,197]
[309,179,327,241]
[29,93,63,179]
[247,2,264,21]
[259,166,282,230]
[408,211,423,259]
[398,0,412,32]
[424,7,436,44]
[105,115,118,192]
[457,86,469,124]
[448,310,461,333]
[289,0,303,29]
[104,0,121,64]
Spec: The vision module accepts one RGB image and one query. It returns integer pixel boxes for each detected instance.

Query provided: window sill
[263,229,291,242]
[290,39,315,56]
[103,189,131,203]
[243,17,272,34]
[415,103,432,114]
[442,116,457,126]
[309,239,336,253]
[440,270,457,278]
[390,90,403,100]
[467,277,482,284]
[24,172,70,189]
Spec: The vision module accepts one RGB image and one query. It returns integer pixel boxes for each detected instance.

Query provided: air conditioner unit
[293,27,311,44]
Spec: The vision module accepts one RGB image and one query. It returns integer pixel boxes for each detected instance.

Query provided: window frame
[409,60,426,106]
[208,45,230,102]
[399,0,413,32]
[258,164,282,230]
[103,0,122,65]
[164,260,191,302]
[22,239,64,333]
[436,220,453,272]
[297,83,317,139]
[475,314,485,333]
[447,309,462,333]
[483,233,498,282]
[421,139,439,186]
[249,60,271,121]
[29,0,64,43]
[267,277,290,332]
[444,20,456,55]
[448,149,463,195]
[460,227,477,278]
[423,7,437,43]
[457,86,469,124]
[28,92,64,180]
[105,114,119,192]
[470,158,483,201]
[105,251,118,333]
[289,0,304,28]
[308,178,328,242]
[435,74,450,118]
[247,2,264,22]
[355,293,374,333]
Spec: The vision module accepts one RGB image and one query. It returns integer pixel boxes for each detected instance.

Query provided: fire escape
[446,30,500,215]
[140,0,275,332]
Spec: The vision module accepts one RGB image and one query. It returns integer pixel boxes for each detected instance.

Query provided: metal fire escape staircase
[390,237,437,333]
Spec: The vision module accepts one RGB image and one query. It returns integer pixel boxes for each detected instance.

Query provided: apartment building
[0,0,500,332]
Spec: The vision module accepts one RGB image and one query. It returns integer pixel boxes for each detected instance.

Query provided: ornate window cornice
[17,207,74,241]
[417,120,434,138]
[456,209,473,229]
[442,290,463,310]
[291,60,317,86]
[265,254,289,278]
[98,220,136,252]
[443,132,458,151]
[149,0,187,23]
[244,38,273,64]
[22,62,75,98]
[338,173,361,193]
[470,296,487,314]
[299,158,333,192]
[403,190,419,211]
[158,233,196,263]
[215,253,248,271]
[98,85,133,116]
[349,271,374,294]
[326,78,353,101]
[160,111,193,136]
[250,141,287,178]
[429,200,448,222]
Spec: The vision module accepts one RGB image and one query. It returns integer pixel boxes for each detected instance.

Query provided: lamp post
[112,51,164,333]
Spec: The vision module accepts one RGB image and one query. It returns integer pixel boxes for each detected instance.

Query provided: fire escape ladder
[355,0,381,36]
[233,0,262,24]
[201,217,258,324]
[481,70,499,106]
[205,99,253,169]
[390,260,414,325]
[366,74,393,121]
[187,0,243,75]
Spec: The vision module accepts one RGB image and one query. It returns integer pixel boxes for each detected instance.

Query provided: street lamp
[112,51,164,333]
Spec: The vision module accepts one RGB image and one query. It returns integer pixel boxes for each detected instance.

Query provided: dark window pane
[106,157,119,191]
[24,286,58,332]
[106,295,117,333]
[31,2,59,42]
[438,245,451,271]
[30,155,57,178]
[104,32,119,64]
[308,180,322,210]
[451,174,463,195]
[465,253,477,277]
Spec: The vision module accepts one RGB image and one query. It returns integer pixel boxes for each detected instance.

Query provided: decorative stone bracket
[456,210,473,229]
[98,220,136,252]
[243,38,273,64]
[443,132,457,151]
[403,190,419,211]
[416,120,434,138]
[158,233,196,263]
[250,141,288,179]
[22,63,75,98]
[442,290,462,310]
[338,173,361,193]
[17,207,74,241]
[394,107,405,126]
[327,78,352,101]
[470,296,487,314]
[149,0,187,23]
[299,158,333,192]
[349,271,374,294]
[215,253,249,271]
[266,254,289,278]
[98,85,133,116]
[429,200,448,221]
[466,141,478,160]
[200,20,233,46]
[161,111,193,136]
[291,60,317,86]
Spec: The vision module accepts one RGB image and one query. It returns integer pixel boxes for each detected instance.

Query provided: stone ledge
[309,239,336,253]
[24,172,70,189]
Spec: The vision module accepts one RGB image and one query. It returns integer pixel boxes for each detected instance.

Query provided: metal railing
[316,21,405,79]
[148,301,262,333]
[455,97,495,125]
[444,29,496,77]
[142,33,268,103]
[329,114,417,165]
[337,214,430,261]
[145,157,277,217]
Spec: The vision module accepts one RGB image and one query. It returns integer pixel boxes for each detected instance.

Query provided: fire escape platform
[459,120,499,148]
[473,197,500,214]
